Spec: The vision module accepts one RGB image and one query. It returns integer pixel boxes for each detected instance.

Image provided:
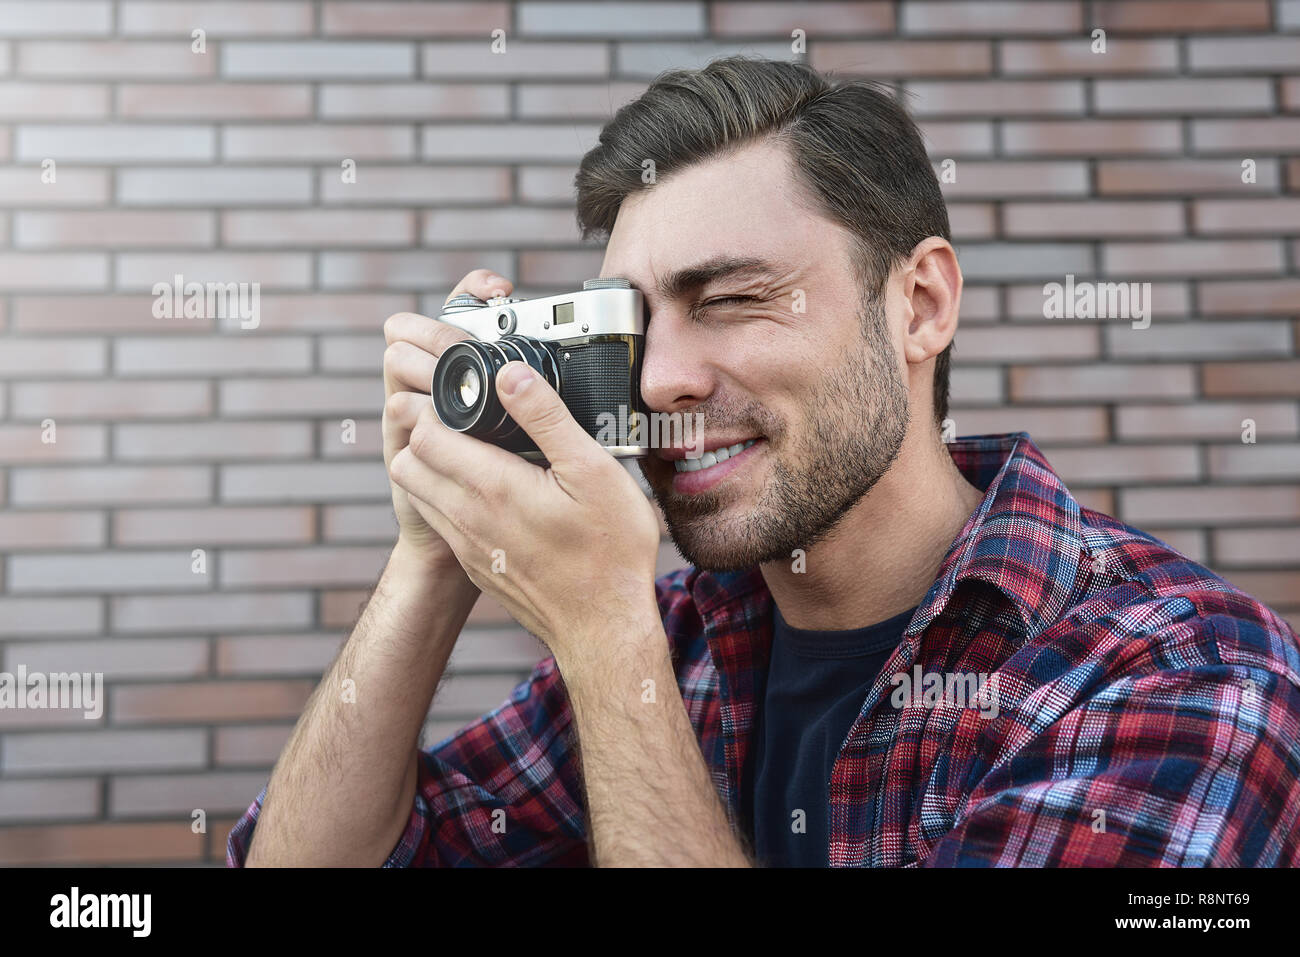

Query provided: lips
[674,438,758,472]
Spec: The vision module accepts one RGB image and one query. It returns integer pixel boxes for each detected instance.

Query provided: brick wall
[0,0,1296,865]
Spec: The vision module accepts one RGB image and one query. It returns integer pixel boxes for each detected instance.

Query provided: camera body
[431,278,651,461]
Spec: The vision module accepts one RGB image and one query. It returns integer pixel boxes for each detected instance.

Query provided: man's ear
[900,237,961,367]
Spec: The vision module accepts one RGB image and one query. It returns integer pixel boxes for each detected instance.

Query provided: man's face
[600,138,910,572]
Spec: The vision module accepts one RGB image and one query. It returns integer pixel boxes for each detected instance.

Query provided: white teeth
[674,438,758,472]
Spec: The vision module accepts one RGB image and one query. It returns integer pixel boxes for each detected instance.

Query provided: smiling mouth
[673,438,758,473]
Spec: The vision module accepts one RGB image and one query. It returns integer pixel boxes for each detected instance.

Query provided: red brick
[1192,120,1300,153]
[0,596,103,636]
[0,822,202,866]
[810,40,991,76]
[1188,38,1300,73]
[0,780,99,824]
[1201,278,1300,315]
[119,2,314,35]
[1002,39,1178,75]
[9,465,210,506]
[1116,402,1298,440]
[515,82,648,120]
[214,724,294,765]
[952,324,1099,362]
[321,82,509,119]
[5,639,209,682]
[1010,363,1195,401]
[251,293,417,331]
[1122,485,1300,526]
[1193,199,1300,234]
[1207,443,1300,481]
[110,770,274,816]
[901,1,1081,34]
[224,209,415,248]
[114,421,313,462]
[1213,529,1300,565]
[931,160,1088,197]
[12,295,214,333]
[1092,1,1272,32]
[11,380,211,420]
[320,418,383,459]
[1004,201,1183,237]
[322,1,508,35]
[112,680,314,724]
[0,510,104,547]
[1105,320,1290,359]
[1095,79,1272,115]
[15,210,215,248]
[1203,361,1300,397]
[1102,240,1284,277]
[0,423,106,462]
[947,406,1109,444]
[219,545,389,588]
[1097,159,1279,194]
[114,506,315,545]
[906,80,1084,116]
[216,632,347,675]
[219,377,383,417]
[17,41,215,77]
[118,83,312,118]
[0,82,108,118]
[711,1,894,35]
[318,167,510,205]
[1037,444,1201,484]
[219,462,389,503]
[1002,120,1181,156]
[112,592,312,633]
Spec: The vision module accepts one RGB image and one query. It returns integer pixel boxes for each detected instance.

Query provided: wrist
[555,604,667,689]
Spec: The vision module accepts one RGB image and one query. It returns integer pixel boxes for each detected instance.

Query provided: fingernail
[499,361,533,396]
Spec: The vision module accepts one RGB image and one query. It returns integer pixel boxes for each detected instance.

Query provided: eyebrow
[655,255,782,301]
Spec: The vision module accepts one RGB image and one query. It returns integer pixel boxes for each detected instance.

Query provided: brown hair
[574,55,954,426]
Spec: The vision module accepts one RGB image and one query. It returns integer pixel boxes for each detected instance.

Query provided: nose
[639,310,715,414]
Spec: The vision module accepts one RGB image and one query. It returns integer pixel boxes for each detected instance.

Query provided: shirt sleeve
[227,653,589,867]
[917,656,1300,867]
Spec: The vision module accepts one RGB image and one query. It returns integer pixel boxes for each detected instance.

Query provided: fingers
[383,339,438,397]
[444,267,513,305]
[382,390,426,465]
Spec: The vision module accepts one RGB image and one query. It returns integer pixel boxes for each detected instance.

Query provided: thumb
[496,361,597,471]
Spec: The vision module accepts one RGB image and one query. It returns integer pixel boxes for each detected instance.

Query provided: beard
[640,296,910,572]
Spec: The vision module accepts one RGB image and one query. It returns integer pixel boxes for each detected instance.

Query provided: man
[228,57,1300,867]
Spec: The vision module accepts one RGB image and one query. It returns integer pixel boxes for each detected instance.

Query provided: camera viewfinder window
[553,301,575,324]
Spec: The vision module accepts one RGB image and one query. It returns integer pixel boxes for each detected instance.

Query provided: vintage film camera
[431,279,651,461]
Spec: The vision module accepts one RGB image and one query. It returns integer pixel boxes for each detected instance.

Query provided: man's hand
[381,269,512,579]
[387,344,663,667]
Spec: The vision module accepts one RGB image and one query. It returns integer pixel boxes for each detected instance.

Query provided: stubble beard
[642,298,911,572]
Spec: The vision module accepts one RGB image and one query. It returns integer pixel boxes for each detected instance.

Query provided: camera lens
[456,366,481,407]
[432,335,561,441]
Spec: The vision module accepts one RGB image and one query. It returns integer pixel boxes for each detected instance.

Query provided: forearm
[559,617,752,867]
[246,538,478,866]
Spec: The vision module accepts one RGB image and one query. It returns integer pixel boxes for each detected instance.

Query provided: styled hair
[574,55,954,426]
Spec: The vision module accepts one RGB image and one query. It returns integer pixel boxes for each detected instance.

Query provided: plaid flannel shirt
[227,432,1300,867]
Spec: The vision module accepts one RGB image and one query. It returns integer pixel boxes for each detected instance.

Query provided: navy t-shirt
[749,602,917,867]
